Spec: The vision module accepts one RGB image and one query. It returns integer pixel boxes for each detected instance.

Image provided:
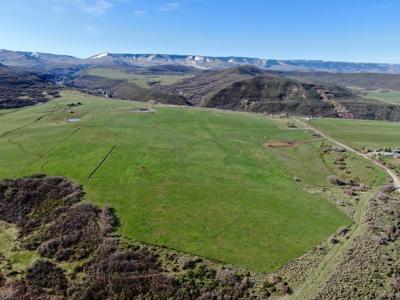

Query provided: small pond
[67,118,81,123]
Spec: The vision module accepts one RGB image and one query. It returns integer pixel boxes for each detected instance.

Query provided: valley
[1,49,400,299]
[0,90,352,272]
[4,0,400,297]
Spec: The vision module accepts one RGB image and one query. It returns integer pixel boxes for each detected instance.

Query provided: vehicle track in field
[0,102,64,140]
[8,135,42,160]
[3,101,81,176]
[40,127,82,172]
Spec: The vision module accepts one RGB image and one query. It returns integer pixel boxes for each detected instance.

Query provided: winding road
[288,116,400,299]
[292,117,400,191]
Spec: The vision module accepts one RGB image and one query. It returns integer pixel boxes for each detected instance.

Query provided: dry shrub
[392,277,400,292]
[343,188,357,196]
[99,205,119,233]
[68,245,177,300]
[382,184,396,194]
[262,273,291,297]
[181,256,202,270]
[332,146,346,153]
[337,227,350,236]
[216,269,239,286]
[0,273,5,287]
[328,176,346,186]
[25,260,67,292]
[37,202,102,261]
[0,176,83,232]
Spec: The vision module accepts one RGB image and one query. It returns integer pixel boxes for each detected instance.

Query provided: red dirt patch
[265,140,299,148]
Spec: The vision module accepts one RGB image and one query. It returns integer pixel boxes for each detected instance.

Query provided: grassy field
[312,118,400,150]
[86,68,192,88]
[366,91,400,105]
[381,156,400,176]
[0,222,38,273]
[0,91,370,272]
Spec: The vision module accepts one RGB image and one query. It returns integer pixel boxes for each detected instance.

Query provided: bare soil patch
[130,108,155,113]
[265,138,321,148]
[265,140,299,148]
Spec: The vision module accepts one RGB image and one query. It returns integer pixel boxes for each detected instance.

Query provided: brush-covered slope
[70,64,400,121]
[0,64,60,108]
[72,74,188,105]
[166,65,267,104]
[165,66,400,120]
[165,66,353,116]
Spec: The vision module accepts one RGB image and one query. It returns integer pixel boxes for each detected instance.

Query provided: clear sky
[0,0,399,63]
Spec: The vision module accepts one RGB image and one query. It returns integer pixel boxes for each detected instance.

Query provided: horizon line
[1,48,399,66]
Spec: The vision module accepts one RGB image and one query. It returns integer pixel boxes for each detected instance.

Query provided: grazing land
[0,175,292,299]
[366,91,400,105]
[85,68,192,88]
[0,90,356,272]
[312,118,400,150]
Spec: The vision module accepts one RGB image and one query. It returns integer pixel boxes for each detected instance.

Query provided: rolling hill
[71,74,188,105]
[164,66,400,120]
[70,65,354,117]
[165,66,352,110]
[2,49,400,121]
[69,65,400,121]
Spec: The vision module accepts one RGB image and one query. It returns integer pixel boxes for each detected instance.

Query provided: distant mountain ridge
[0,49,80,68]
[1,49,400,74]
[86,53,400,74]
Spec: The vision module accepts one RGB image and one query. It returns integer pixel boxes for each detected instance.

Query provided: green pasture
[85,68,192,88]
[313,118,400,150]
[0,91,355,272]
[366,91,400,105]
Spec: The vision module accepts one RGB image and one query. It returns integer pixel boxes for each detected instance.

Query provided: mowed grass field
[312,118,400,150]
[86,68,192,88]
[367,91,400,105]
[0,91,353,272]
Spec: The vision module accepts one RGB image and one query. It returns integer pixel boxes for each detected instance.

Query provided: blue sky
[0,0,399,63]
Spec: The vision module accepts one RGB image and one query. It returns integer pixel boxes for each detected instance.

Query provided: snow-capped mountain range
[1,49,400,74]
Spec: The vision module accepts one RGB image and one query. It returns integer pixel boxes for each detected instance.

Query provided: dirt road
[288,117,400,299]
[292,117,400,190]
